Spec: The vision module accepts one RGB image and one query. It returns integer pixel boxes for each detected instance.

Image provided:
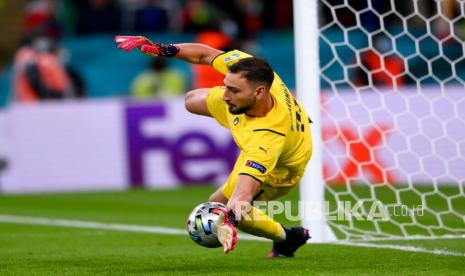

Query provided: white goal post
[295,0,465,242]
[294,0,337,242]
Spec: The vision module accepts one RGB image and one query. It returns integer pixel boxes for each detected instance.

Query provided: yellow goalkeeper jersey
[206,50,313,188]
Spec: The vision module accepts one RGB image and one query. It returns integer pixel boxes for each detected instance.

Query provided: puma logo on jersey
[259,147,268,154]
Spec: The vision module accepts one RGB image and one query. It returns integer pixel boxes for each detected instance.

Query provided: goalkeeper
[116,36,312,258]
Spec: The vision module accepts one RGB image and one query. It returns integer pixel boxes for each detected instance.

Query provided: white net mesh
[319,0,465,240]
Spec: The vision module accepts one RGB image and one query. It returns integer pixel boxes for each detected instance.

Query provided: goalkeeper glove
[114,35,179,57]
[211,209,238,254]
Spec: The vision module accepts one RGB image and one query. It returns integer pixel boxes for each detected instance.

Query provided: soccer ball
[186,202,228,248]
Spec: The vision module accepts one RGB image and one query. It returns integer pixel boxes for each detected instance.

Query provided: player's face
[223,72,257,115]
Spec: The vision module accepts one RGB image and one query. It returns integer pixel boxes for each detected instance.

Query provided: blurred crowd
[10,0,294,102]
[22,0,294,39]
[5,0,465,104]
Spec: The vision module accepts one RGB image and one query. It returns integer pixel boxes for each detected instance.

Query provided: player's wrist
[211,207,240,227]
[227,209,240,227]
[142,43,179,57]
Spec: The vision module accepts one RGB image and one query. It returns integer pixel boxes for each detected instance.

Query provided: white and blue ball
[186,202,228,248]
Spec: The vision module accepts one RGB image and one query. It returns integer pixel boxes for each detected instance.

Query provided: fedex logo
[125,102,238,186]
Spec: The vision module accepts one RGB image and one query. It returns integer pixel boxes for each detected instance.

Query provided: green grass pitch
[0,186,464,275]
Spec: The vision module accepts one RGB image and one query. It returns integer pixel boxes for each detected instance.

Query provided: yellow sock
[238,206,286,242]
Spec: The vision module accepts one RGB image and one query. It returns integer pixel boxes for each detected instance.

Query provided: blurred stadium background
[0,0,465,274]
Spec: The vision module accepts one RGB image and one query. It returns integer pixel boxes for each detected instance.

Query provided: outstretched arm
[115,35,223,65]
[175,43,223,65]
[115,36,222,118]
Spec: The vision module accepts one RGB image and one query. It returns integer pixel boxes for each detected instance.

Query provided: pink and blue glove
[211,208,238,254]
[115,35,179,57]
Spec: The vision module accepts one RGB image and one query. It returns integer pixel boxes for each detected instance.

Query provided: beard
[228,104,252,114]
[227,97,256,115]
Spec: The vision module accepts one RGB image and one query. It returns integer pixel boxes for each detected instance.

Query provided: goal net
[297,0,465,241]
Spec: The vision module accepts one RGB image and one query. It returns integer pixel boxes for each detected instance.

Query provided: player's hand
[114,35,179,57]
[115,35,153,51]
[212,210,238,254]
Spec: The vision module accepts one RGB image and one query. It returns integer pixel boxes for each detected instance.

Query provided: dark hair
[227,57,275,89]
